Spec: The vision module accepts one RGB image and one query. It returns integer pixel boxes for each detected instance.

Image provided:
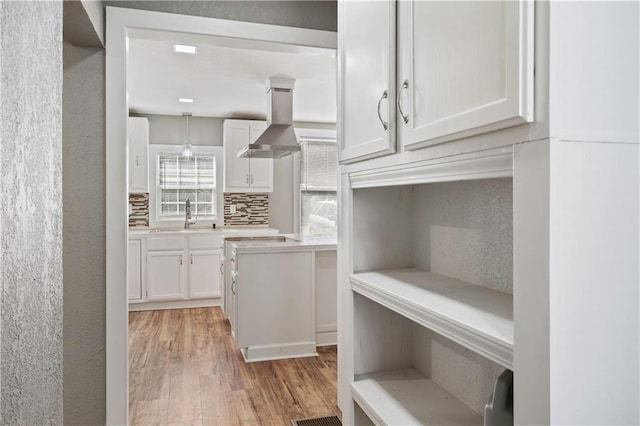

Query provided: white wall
[141,114,224,146]
[270,155,295,233]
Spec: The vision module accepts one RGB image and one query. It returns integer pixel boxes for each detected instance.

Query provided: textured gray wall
[61,2,336,425]
[105,0,337,31]
[1,1,63,424]
[413,178,513,293]
[63,43,106,425]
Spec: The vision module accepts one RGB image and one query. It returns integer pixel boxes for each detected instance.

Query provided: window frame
[148,144,224,229]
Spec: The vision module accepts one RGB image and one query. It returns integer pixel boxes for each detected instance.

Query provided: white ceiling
[127,29,337,123]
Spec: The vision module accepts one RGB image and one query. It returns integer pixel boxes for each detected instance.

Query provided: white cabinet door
[146,251,184,301]
[128,239,142,300]
[397,0,534,150]
[223,120,273,193]
[338,0,396,164]
[223,120,252,191]
[129,117,149,193]
[248,122,273,192]
[189,250,222,299]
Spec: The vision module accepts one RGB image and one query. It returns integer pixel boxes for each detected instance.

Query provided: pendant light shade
[182,112,193,157]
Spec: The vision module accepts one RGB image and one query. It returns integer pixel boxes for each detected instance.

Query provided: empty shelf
[352,368,482,426]
[351,268,513,368]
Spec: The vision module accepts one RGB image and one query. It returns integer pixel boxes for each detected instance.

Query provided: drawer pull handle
[397,79,409,124]
[377,90,389,131]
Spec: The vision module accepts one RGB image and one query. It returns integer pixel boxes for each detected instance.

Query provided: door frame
[105,7,336,424]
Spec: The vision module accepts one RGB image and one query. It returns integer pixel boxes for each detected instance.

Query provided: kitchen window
[157,152,216,219]
[299,137,337,236]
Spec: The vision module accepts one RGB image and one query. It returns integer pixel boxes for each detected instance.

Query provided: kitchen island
[229,235,337,362]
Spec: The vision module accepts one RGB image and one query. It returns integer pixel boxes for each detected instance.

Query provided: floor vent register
[291,415,342,426]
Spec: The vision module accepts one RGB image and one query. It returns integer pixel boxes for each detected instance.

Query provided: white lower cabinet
[146,251,184,301]
[188,250,222,299]
[128,239,142,300]
[129,233,223,308]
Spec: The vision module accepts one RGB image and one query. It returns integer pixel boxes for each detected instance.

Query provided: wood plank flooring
[129,307,340,425]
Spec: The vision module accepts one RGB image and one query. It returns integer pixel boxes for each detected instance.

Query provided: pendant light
[182,112,193,157]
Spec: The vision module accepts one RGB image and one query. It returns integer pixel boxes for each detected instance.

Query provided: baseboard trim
[316,331,337,346]
[128,298,221,312]
[240,342,318,363]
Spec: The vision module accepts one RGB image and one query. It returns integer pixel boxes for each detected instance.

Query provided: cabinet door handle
[135,155,139,166]
[397,79,409,124]
[377,90,389,130]
[190,254,193,264]
[231,278,236,295]
[220,263,224,274]
[246,174,249,184]
[180,257,183,265]
[250,174,253,184]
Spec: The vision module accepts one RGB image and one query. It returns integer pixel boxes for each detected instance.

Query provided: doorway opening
[106,7,336,424]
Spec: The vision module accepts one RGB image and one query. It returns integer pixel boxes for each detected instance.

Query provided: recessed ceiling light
[179,98,194,103]
[173,44,197,54]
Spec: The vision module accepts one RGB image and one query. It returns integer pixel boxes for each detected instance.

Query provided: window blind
[159,154,215,189]
[299,138,337,191]
[299,137,337,236]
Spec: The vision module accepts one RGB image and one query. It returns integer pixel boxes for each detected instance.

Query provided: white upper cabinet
[223,120,273,193]
[397,1,534,150]
[128,117,149,193]
[246,122,273,192]
[338,0,534,164]
[338,0,396,164]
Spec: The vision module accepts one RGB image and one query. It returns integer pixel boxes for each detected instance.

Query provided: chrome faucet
[184,198,197,229]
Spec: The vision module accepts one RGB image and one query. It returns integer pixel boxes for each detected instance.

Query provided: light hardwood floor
[129,307,340,425]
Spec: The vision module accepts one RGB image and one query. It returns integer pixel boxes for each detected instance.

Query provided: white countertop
[231,234,337,253]
[129,226,279,237]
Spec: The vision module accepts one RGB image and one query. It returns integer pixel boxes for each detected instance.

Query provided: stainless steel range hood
[237,77,300,159]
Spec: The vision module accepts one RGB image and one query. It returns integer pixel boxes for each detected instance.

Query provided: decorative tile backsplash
[224,193,269,226]
[129,193,149,227]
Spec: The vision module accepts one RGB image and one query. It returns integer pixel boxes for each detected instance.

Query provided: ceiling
[127,29,337,123]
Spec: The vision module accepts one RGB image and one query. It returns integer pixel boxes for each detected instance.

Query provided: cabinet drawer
[146,237,185,251]
[189,236,223,250]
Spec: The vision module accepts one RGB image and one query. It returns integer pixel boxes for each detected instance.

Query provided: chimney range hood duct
[237,77,300,159]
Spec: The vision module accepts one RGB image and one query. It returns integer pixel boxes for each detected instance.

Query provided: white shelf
[352,368,482,426]
[351,268,513,369]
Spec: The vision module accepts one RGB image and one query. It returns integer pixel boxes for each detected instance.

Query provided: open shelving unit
[351,268,513,369]
[346,179,515,425]
[351,369,482,426]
